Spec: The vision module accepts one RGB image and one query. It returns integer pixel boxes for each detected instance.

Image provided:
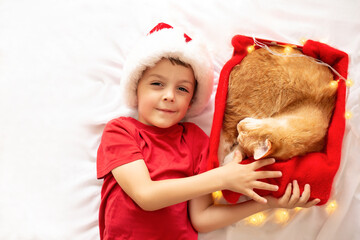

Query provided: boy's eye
[178,87,190,93]
[150,82,163,86]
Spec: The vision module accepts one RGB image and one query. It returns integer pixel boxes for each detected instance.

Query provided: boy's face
[136,59,195,128]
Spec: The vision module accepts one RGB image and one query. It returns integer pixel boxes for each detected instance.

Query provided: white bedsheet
[0,0,359,239]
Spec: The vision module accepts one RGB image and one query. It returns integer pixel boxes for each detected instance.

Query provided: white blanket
[1,0,359,239]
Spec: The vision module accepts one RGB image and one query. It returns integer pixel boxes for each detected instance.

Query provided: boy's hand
[221,150,282,204]
[265,180,321,209]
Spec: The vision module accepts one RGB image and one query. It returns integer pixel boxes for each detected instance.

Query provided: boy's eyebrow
[180,80,195,86]
[147,74,195,85]
[147,73,166,79]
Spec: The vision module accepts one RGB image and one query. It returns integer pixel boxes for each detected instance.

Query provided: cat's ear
[254,139,272,160]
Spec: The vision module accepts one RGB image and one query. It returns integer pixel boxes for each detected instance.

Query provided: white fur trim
[120,27,213,117]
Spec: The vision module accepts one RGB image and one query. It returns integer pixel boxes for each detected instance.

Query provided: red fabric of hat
[208,35,348,205]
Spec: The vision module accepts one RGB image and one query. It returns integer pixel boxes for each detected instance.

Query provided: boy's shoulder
[107,116,133,125]
[104,117,137,132]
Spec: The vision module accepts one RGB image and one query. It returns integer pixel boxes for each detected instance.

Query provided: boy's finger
[305,198,321,208]
[246,190,267,204]
[288,180,300,206]
[252,181,279,192]
[229,150,242,164]
[299,184,311,204]
[255,170,282,179]
[234,150,243,163]
[280,182,292,204]
[252,158,276,170]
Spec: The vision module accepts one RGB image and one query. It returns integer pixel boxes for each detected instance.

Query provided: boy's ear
[188,98,194,109]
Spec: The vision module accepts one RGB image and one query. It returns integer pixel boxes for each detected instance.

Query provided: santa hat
[121,23,214,117]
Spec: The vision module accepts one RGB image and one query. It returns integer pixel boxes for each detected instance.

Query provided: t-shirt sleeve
[97,119,143,179]
[188,123,209,175]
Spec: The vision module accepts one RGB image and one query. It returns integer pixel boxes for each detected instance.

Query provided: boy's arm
[189,194,269,232]
[189,180,321,233]
[111,153,281,211]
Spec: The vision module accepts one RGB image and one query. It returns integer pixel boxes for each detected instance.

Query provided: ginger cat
[219,46,337,163]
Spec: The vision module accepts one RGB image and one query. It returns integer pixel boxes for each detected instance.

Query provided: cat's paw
[237,117,264,131]
[237,118,265,145]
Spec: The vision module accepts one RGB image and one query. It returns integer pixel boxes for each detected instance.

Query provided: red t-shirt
[97,117,209,240]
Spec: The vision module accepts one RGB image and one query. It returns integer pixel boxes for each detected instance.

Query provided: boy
[97,23,319,240]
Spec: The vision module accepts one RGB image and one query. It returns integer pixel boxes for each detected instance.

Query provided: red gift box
[208,35,348,205]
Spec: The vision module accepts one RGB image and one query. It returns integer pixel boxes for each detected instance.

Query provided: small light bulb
[212,191,222,200]
[346,79,353,87]
[326,200,337,215]
[284,46,292,55]
[246,212,266,226]
[345,111,352,119]
[275,209,290,224]
[247,45,255,53]
[300,38,307,45]
[330,81,338,88]
[294,207,302,212]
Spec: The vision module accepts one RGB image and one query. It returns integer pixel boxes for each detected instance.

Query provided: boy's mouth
[156,108,176,113]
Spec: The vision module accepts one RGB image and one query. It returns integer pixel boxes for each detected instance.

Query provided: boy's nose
[163,89,175,102]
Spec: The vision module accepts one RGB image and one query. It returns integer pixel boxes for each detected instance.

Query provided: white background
[0,0,359,239]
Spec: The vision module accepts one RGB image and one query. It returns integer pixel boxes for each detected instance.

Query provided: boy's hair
[168,57,191,68]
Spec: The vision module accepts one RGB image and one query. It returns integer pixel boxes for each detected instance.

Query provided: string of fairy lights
[212,37,353,226]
